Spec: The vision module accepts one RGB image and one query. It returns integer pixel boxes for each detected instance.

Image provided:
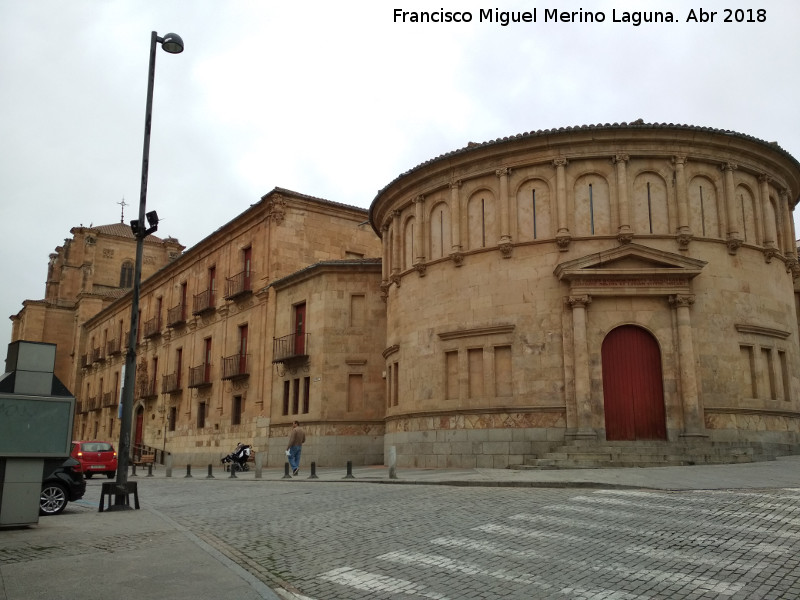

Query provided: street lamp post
[110,31,183,510]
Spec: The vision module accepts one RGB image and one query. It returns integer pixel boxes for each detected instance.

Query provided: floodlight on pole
[109,31,183,511]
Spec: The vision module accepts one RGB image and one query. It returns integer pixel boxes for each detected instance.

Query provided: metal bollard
[185,464,192,478]
[206,464,215,479]
[131,463,137,477]
[309,461,319,479]
[229,463,237,478]
[283,462,292,479]
[344,460,355,479]
[147,463,154,477]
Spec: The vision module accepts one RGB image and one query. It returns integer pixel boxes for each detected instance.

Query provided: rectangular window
[778,350,789,401]
[303,377,310,414]
[445,351,459,400]
[292,378,300,414]
[168,406,177,432]
[197,402,206,429]
[392,361,399,407]
[347,374,363,412]
[494,346,512,397]
[232,395,243,426]
[761,347,776,400]
[350,294,366,327]
[386,365,393,409]
[468,348,484,399]
[282,381,290,415]
[740,345,756,399]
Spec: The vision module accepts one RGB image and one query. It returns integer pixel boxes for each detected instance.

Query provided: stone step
[514,452,761,470]
[515,440,777,469]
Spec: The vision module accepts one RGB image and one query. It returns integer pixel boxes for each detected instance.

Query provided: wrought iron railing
[222,353,249,380]
[272,333,310,363]
[224,270,253,300]
[188,363,212,388]
[192,289,215,315]
[107,338,122,356]
[162,372,181,394]
[167,303,187,327]
[143,316,162,339]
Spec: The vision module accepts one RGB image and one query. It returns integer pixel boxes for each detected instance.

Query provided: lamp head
[160,32,184,54]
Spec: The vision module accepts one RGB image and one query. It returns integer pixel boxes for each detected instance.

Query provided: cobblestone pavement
[72,476,800,599]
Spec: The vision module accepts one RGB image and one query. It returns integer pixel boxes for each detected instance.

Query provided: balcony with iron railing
[221,353,250,380]
[75,401,85,414]
[166,303,187,328]
[102,391,115,408]
[139,378,159,400]
[106,337,122,356]
[162,372,182,394]
[80,354,90,369]
[188,363,212,388]
[143,316,162,339]
[272,333,310,363]
[87,396,99,411]
[92,347,104,363]
[224,271,254,301]
[192,289,215,316]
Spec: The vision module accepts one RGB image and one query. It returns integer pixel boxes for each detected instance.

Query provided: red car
[70,441,118,479]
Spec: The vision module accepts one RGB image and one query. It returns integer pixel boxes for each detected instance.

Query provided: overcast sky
[1,1,799,351]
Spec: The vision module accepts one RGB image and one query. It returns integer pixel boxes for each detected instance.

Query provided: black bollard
[206,464,215,479]
[229,463,237,478]
[131,463,137,477]
[147,463,154,477]
[283,462,292,479]
[309,461,319,479]
[185,464,192,478]
[344,460,355,479]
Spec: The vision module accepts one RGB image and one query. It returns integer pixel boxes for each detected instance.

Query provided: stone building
[370,122,800,467]
[9,122,800,469]
[10,223,183,392]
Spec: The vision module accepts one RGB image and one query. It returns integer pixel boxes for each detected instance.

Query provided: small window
[232,395,243,426]
[120,261,134,287]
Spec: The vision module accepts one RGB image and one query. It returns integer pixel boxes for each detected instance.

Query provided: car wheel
[106,472,115,479]
[84,472,93,479]
[40,483,68,515]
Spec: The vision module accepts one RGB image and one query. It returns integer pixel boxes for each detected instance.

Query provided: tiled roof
[86,222,165,242]
[372,121,800,203]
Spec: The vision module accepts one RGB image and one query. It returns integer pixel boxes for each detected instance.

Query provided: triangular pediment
[554,244,706,296]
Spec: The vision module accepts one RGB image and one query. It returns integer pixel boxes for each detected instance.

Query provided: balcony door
[294,303,306,355]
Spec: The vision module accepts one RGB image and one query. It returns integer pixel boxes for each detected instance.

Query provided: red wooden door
[204,338,212,382]
[601,325,667,440]
[294,303,306,355]
[135,406,144,448]
[239,325,248,373]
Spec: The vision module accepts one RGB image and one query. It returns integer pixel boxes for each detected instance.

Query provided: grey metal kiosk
[0,341,75,527]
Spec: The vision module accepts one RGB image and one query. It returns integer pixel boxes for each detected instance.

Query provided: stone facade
[370,122,800,467]
[10,123,800,469]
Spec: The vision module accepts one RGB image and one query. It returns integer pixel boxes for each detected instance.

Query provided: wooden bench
[133,454,155,468]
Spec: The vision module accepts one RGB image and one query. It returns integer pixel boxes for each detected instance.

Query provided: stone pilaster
[413,195,425,266]
[721,163,742,254]
[567,295,595,438]
[449,180,462,257]
[554,158,571,251]
[496,168,512,256]
[673,155,691,249]
[613,154,633,244]
[669,294,706,437]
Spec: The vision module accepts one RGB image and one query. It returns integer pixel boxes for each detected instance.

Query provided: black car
[40,457,86,515]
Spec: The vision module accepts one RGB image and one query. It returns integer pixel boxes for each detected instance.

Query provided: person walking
[286,420,306,476]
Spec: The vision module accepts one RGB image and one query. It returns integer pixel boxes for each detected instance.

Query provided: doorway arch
[601,325,667,440]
